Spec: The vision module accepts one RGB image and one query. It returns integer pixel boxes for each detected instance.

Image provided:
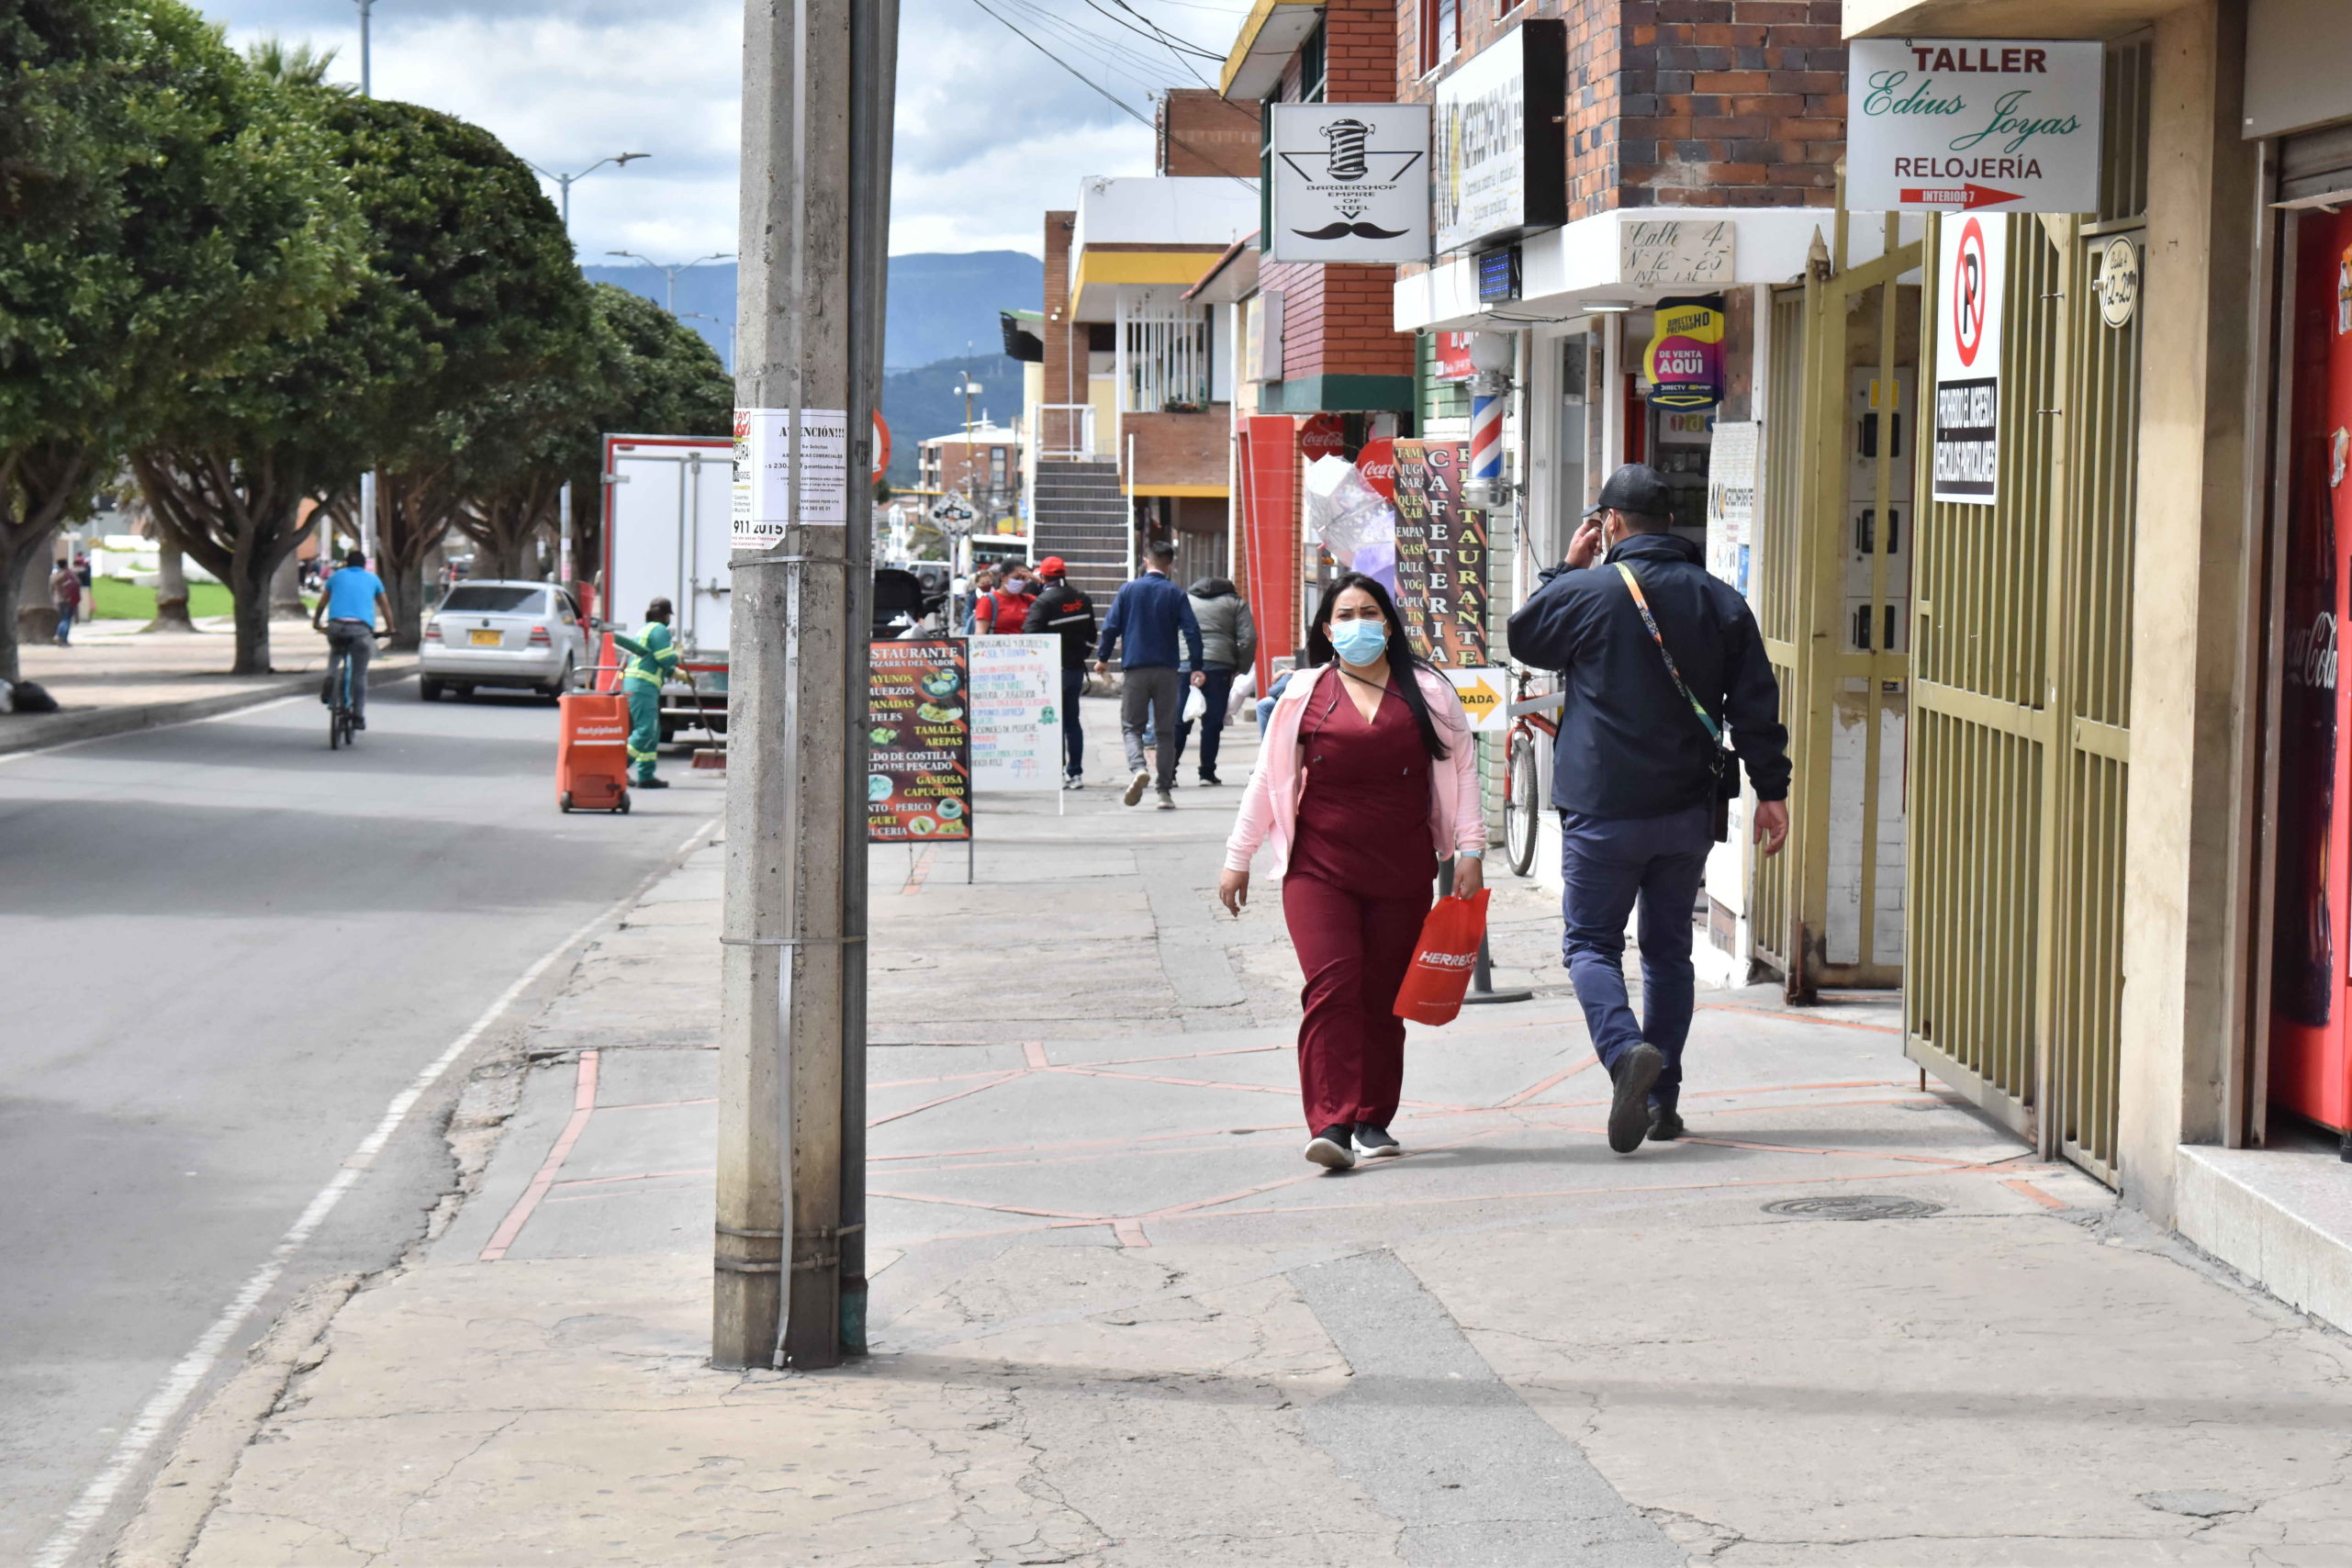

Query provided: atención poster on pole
[868,640,970,842]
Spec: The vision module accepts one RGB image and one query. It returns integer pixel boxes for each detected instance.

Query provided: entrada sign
[1845,38,2104,215]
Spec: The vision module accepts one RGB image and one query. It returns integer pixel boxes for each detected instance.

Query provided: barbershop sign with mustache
[1268,103,1431,264]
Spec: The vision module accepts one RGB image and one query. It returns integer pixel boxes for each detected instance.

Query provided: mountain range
[582,251,1044,375]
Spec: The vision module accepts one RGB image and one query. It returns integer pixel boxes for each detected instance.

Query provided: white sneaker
[1123,769,1150,806]
[1354,1125,1403,1158]
[1155,790,1175,810]
[1304,1132,1356,1170]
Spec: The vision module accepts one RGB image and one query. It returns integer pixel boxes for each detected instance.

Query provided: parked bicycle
[1502,666,1564,877]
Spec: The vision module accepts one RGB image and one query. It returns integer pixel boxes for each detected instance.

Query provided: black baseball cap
[1595,463,1672,518]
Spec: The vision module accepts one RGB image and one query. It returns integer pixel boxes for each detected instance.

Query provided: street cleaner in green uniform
[611,598,680,790]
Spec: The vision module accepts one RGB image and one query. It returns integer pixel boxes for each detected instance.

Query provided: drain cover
[1762,1194,1944,1221]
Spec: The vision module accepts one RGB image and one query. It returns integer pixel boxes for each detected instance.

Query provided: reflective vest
[622,622,677,689]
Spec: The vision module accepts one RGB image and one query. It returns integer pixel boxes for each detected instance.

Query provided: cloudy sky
[201,0,1252,262]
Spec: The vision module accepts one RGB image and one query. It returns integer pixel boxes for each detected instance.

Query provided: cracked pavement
[149,699,2352,1565]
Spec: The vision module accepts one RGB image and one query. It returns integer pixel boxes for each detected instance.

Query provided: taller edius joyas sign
[1845,38,2104,215]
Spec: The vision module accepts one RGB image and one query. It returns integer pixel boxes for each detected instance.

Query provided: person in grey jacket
[1180,577,1255,785]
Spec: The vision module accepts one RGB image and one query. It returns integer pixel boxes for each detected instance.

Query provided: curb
[0,659,417,760]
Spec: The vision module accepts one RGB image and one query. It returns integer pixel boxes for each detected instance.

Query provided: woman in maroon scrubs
[1219,575,1485,1170]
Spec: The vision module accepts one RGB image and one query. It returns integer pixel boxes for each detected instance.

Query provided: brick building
[1025,92,1258,604]
[913,420,1023,523]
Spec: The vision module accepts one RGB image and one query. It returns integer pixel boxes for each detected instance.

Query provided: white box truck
[601,432,731,740]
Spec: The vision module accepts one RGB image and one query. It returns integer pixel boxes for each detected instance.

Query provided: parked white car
[420,580,588,701]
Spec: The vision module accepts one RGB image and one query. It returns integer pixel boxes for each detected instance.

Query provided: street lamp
[354,0,376,97]
[525,152,651,233]
[604,252,736,315]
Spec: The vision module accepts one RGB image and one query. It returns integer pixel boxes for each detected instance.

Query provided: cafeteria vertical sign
[1932,213,2005,505]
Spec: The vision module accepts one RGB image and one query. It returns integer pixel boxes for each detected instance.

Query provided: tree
[352,101,593,644]
[454,284,729,586]
[0,2,347,681]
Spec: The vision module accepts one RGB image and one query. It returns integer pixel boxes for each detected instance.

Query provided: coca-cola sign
[1356,437,1397,499]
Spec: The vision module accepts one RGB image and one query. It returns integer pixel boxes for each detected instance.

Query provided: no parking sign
[1932,213,2005,506]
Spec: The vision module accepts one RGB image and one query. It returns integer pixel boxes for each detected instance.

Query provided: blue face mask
[1330,618,1389,667]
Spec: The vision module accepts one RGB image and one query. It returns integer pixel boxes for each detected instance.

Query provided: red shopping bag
[1393,889,1490,1026]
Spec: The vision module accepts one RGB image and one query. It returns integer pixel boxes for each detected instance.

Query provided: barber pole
[1468,388,1505,492]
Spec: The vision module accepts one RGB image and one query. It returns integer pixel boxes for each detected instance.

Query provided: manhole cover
[1762,1194,1944,1221]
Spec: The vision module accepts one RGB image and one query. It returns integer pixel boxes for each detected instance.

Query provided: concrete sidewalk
[6,618,417,756]
[131,700,2352,1566]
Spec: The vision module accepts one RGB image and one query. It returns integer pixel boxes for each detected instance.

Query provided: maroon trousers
[1282,872,1432,1133]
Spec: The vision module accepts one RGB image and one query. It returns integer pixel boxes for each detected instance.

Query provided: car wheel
[420,678,443,701]
[542,659,574,703]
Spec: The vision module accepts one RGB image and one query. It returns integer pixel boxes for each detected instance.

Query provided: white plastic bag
[1182,685,1207,722]
[1301,454,1399,594]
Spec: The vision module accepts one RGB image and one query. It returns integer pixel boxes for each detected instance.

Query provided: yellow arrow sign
[1447,667,1508,732]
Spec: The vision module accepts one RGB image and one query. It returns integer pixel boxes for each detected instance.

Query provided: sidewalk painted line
[478,1051,603,1261]
[1022,1039,1049,1068]
[868,1188,1106,1221]
[1697,1000,1902,1035]
[1113,1217,1151,1248]
[868,1072,1025,1128]
[22,833,705,1568]
[1498,1054,1600,1108]
[2004,1177,2068,1210]
[900,844,936,894]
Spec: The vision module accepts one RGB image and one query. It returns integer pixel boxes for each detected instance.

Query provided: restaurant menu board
[1389,439,1489,666]
[966,634,1060,790]
[868,640,970,842]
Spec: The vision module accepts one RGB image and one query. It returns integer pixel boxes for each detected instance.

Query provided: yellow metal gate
[1753,211,1921,996]
[1904,40,2150,1179]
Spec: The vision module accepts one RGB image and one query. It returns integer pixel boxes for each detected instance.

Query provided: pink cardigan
[1224,664,1486,877]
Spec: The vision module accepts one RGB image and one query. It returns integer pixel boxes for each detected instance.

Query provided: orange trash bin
[557,691,633,813]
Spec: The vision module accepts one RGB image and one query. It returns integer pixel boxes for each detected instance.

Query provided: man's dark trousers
[1120,666,1183,790]
[1559,802,1713,1114]
[1176,663,1235,778]
[1060,666,1085,779]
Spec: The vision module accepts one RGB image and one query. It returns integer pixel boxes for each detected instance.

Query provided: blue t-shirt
[323,566,384,623]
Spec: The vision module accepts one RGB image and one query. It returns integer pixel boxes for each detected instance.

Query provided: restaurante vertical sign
[868,640,971,842]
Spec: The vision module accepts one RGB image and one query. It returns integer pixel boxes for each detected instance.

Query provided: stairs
[1029,459,1133,605]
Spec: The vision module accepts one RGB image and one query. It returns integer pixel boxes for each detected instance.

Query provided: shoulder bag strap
[1612,561,1722,745]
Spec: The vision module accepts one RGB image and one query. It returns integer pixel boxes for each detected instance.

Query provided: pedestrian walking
[1023,555,1096,789]
[73,553,93,622]
[48,560,81,646]
[1218,573,1484,1170]
[1180,577,1254,785]
[1506,464,1793,1153]
[960,567,996,636]
[1093,541,1204,810]
[974,563,1036,635]
[612,598,681,790]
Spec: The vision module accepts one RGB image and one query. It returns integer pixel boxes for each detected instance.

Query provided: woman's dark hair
[1305,572,1450,761]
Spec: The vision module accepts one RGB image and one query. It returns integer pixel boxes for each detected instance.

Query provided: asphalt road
[0,677,720,1565]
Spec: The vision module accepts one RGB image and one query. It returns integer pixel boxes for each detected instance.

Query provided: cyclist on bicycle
[311,549,390,728]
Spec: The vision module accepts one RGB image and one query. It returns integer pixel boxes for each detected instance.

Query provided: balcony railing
[1039,403,1099,461]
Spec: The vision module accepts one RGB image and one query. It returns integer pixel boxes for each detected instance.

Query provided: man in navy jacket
[1094,541,1204,809]
[1506,464,1791,1153]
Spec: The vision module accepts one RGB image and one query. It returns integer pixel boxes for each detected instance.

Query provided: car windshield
[441,586,543,614]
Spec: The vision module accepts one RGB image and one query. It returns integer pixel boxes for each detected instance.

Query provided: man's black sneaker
[353,715,366,731]
[1304,1126,1357,1170]
[637,776,670,790]
[1607,1043,1665,1153]
[1648,1108,1686,1142]
[1199,771,1223,786]
[1354,1124,1402,1159]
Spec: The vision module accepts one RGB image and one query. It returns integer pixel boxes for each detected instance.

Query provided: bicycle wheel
[1505,728,1540,878]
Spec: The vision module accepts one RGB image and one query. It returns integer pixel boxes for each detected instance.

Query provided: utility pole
[524,153,651,235]
[607,251,736,316]
[354,0,374,97]
[714,0,895,1370]
[351,0,378,572]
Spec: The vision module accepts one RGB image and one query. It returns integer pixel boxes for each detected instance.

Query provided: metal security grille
[1121,297,1211,413]
[1905,37,2148,1180]
[1752,210,1920,997]
[1753,288,1808,978]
